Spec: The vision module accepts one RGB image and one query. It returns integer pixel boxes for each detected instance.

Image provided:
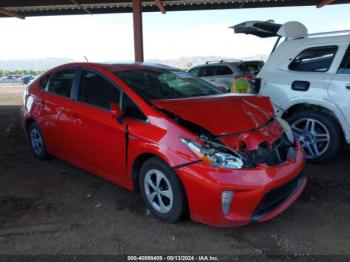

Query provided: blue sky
[0,4,349,61]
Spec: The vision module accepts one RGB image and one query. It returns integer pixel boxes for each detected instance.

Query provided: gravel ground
[0,85,349,257]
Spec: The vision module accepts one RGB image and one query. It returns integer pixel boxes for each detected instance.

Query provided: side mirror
[110,103,124,124]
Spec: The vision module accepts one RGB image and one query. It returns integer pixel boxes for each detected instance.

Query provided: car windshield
[115,68,222,100]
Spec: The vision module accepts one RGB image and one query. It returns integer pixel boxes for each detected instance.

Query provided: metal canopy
[0,0,349,17]
[1,0,349,62]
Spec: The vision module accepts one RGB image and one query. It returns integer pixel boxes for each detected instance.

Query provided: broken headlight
[181,138,244,169]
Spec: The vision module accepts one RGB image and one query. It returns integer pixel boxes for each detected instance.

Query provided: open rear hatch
[231,20,308,39]
[231,20,282,38]
[231,20,308,57]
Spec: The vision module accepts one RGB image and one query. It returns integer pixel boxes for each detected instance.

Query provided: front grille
[253,172,305,221]
[255,135,291,166]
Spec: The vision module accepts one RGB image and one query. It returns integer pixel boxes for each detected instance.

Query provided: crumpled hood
[152,94,275,136]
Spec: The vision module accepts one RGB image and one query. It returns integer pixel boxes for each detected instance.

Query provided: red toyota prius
[22,63,306,227]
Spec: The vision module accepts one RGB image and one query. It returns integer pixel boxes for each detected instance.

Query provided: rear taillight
[254,77,261,94]
[244,75,254,81]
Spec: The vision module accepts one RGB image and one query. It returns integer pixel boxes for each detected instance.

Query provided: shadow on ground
[0,105,349,255]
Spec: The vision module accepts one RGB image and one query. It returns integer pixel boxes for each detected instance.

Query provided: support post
[132,0,144,62]
[0,7,25,19]
[317,0,335,8]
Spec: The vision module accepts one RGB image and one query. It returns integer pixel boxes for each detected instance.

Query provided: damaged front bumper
[175,141,306,227]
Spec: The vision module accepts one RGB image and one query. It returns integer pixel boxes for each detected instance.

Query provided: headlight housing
[181,138,244,169]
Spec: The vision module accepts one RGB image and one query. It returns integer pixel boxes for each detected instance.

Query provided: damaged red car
[22,63,306,227]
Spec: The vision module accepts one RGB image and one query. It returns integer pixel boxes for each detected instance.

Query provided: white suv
[234,21,350,161]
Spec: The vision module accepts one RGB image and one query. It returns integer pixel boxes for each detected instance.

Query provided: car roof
[51,62,177,72]
[289,34,350,45]
[190,62,240,70]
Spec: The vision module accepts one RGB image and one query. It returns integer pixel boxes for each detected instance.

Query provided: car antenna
[84,56,89,62]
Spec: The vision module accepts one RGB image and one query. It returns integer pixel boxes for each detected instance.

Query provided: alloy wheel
[30,128,44,156]
[144,169,174,214]
[291,118,330,159]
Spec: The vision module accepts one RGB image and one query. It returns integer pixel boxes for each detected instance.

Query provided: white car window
[288,45,338,72]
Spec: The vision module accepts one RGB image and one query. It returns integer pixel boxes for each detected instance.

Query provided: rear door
[260,45,337,111]
[69,69,127,184]
[328,43,350,128]
[39,68,78,160]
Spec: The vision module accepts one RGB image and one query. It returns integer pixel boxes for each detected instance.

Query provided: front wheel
[139,157,187,223]
[288,111,342,163]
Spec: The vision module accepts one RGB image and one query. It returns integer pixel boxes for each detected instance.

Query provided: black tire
[28,123,50,160]
[139,157,187,223]
[287,110,342,163]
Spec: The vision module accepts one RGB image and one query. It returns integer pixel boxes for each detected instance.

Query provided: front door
[328,44,350,130]
[69,69,126,184]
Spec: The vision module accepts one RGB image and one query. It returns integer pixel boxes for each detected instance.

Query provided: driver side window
[122,93,146,121]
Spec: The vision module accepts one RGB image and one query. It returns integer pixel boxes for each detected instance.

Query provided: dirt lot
[0,85,350,257]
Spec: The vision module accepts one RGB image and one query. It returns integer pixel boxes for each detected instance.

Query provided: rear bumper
[176,142,306,227]
[20,105,29,137]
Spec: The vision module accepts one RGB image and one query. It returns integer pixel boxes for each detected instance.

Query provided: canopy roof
[1,0,349,18]
[1,0,348,62]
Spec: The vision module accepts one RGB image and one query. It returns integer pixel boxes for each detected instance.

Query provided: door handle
[292,81,310,91]
[346,85,350,90]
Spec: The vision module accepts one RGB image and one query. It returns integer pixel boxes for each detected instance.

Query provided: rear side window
[215,66,233,75]
[188,68,200,77]
[289,46,338,72]
[78,70,121,110]
[39,73,51,90]
[198,66,215,77]
[48,69,76,97]
[338,45,350,74]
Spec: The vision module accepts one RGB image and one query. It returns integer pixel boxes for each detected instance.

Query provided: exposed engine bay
[163,109,296,168]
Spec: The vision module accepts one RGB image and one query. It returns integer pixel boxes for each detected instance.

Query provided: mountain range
[0,55,268,71]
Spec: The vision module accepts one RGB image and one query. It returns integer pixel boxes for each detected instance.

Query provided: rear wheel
[288,111,342,163]
[28,123,49,160]
[139,157,187,223]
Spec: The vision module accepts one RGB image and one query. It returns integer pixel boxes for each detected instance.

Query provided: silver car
[188,60,263,92]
